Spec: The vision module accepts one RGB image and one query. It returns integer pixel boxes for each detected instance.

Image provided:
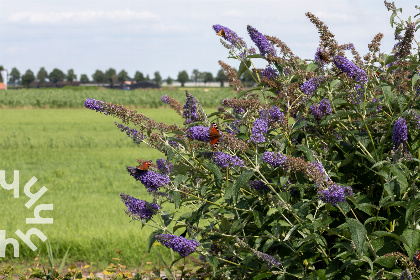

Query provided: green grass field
[0,98,218,270]
[0,87,236,108]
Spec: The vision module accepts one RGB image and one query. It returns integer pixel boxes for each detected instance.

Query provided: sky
[0,0,419,81]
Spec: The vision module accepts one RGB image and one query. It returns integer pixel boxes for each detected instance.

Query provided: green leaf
[253,211,263,228]
[406,198,420,224]
[148,230,163,252]
[305,63,318,72]
[364,216,388,226]
[207,255,219,276]
[402,229,420,258]
[382,85,393,109]
[329,79,341,90]
[238,59,252,78]
[253,273,274,280]
[412,74,419,89]
[390,165,408,195]
[374,255,398,268]
[173,191,181,208]
[346,218,367,256]
[204,163,223,189]
[230,170,254,203]
[297,145,315,162]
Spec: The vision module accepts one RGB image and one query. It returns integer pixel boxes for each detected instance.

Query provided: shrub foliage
[86,2,420,279]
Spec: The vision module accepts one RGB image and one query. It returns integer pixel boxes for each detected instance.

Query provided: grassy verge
[0,87,237,108]
[0,107,209,269]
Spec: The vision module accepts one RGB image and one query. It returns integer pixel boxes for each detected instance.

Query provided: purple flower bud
[155,234,200,257]
[156,159,173,174]
[127,167,170,192]
[318,184,353,206]
[247,25,276,57]
[212,152,244,168]
[213,24,247,48]
[84,98,105,113]
[115,122,146,143]
[393,118,408,150]
[120,193,161,220]
[333,56,367,84]
[183,92,200,124]
[310,103,323,120]
[319,99,332,115]
[263,151,287,169]
[262,66,279,80]
[161,95,170,104]
[400,269,412,280]
[268,106,284,122]
[250,180,269,191]
[186,126,210,142]
[301,77,326,96]
[250,118,268,143]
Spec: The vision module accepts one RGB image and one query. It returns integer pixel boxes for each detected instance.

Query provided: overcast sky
[0,0,418,80]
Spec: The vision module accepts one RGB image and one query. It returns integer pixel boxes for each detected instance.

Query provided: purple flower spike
[250,118,268,143]
[161,95,170,104]
[269,106,284,122]
[262,151,287,169]
[393,118,407,150]
[250,180,269,191]
[186,126,210,142]
[310,104,323,120]
[212,152,244,168]
[262,66,279,80]
[300,77,326,96]
[399,269,412,280]
[84,98,105,113]
[318,184,353,206]
[247,25,276,57]
[213,24,246,48]
[319,99,332,115]
[155,234,200,257]
[183,92,200,124]
[156,158,173,174]
[333,56,367,84]
[127,167,170,192]
[120,193,161,220]
[115,122,146,143]
[255,251,281,270]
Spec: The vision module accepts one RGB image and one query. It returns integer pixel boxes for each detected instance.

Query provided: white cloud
[8,10,160,24]
[220,9,245,17]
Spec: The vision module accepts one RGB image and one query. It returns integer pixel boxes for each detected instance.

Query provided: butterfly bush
[85,2,420,279]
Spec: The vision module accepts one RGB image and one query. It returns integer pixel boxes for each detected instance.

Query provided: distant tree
[66,69,77,82]
[0,65,4,82]
[240,70,254,87]
[191,69,200,83]
[105,68,117,86]
[36,67,48,84]
[9,67,20,85]
[92,70,106,83]
[166,76,173,85]
[177,70,189,87]
[145,74,150,81]
[154,71,162,85]
[203,72,214,84]
[134,71,144,82]
[21,69,35,87]
[49,68,65,83]
[215,69,227,87]
[80,74,89,83]
[118,70,130,82]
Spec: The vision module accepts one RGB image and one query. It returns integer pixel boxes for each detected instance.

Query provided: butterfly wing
[209,123,221,148]
[217,29,226,38]
[136,160,152,171]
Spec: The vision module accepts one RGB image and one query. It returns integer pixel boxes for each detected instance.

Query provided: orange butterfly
[136,160,152,171]
[209,123,221,148]
[217,29,226,38]
[414,251,420,262]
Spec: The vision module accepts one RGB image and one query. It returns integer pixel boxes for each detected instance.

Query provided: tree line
[0,65,234,87]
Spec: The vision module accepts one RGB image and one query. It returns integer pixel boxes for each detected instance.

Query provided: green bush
[86,2,420,279]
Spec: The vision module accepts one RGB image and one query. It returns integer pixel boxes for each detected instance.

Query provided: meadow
[0,86,236,108]
[0,87,225,270]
